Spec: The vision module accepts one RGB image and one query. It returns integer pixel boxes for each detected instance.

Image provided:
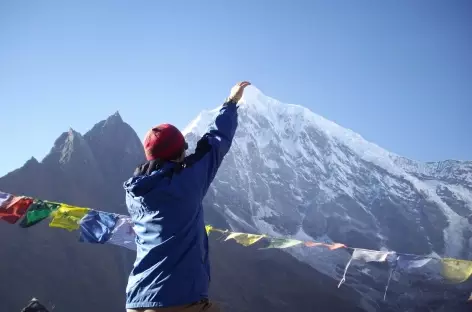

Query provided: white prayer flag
[0,191,12,207]
[351,249,391,262]
[107,216,136,251]
[338,249,392,288]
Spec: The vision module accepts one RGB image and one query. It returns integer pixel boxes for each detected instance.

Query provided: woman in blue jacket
[125,82,251,312]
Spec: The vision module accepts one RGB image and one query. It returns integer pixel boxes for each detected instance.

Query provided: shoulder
[183,136,213,169]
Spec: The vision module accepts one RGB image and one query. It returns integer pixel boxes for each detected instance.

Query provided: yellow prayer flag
[225,232,265,247]
[205,225,213,235]
[49,204,90,231]
[441,258,472,283]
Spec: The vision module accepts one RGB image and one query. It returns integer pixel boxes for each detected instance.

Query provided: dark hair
[167,141,188,162]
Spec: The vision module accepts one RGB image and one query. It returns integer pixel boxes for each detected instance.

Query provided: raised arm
[185,81,251,195]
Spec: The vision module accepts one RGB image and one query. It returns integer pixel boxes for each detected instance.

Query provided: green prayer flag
[20,200,60,228]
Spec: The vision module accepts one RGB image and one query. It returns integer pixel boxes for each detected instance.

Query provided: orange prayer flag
[328,243,346,250]
[304,241,346,250]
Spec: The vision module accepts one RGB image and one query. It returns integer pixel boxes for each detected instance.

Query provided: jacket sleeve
[185,100,239,196]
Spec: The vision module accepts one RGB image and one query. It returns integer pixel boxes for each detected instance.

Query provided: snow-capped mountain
[184,86,472,311]
[1,85,469,311]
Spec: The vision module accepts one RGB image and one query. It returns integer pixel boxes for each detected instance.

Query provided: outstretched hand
[228,81,251,103]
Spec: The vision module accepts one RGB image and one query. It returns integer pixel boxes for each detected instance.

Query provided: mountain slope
[183,86,472,310]
[0,113,143,312]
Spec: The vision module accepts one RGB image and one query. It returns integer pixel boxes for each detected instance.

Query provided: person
[124,81,251,312]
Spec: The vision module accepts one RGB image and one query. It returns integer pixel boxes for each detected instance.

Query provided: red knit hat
[143,124,187,161]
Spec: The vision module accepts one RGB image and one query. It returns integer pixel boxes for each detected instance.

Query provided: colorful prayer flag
[205,225,213,235]
[225,232,265,247]
[20,200,60,227]
[0,196,33,224]
[265,237,302,249]
[441,258,472,283]
[79,210,119,244]
[49,204,90,231]
[106,216,136,251]
[351,249,391,262]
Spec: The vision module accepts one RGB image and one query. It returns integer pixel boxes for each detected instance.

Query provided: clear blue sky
[1,0,471,177]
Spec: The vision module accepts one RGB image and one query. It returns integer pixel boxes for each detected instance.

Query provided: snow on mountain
[185,86,470,251]
[183,86,472,309]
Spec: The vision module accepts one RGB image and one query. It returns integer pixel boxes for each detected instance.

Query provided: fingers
[238,81,251,88]
[228,81,251,103]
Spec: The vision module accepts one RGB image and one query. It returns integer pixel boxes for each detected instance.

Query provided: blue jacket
[123,100,239,309]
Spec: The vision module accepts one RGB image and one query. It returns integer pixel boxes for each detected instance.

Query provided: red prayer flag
[0,196,34,224]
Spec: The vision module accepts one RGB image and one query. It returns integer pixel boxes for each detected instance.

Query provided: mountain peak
[106,111,123,123]
[185,86,402,176]
[67,128,86,143]
[26,156,39,164]
[20,157,41,173]
[42,127,98,171]
[83,112,145,175]
[183,86,279,137]
[241,85,265,99]
[85,112,127,139]
[68,127,80,137]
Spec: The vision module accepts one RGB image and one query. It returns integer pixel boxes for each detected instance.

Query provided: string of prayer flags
[338,249,393,288]
[106,215,136,250]
[20,200,60,228]
[2,188,472,298]
[79,210,119,244]
[224,232,265,247]
[49,204,90,231]
[0,195,34,224]
[265,237,303,249]
[441,258,472,283]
